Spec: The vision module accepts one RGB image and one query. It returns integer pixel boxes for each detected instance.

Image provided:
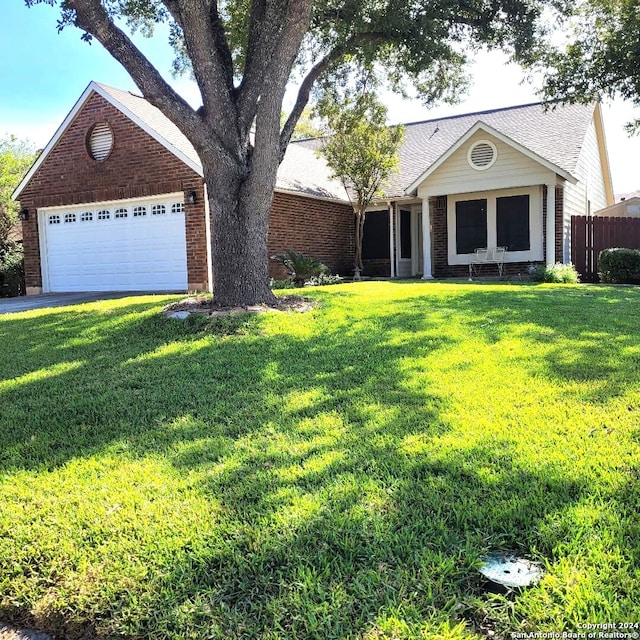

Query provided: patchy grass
[0,283,639,639]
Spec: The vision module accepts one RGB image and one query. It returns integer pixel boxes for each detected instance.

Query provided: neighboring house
[13,81,613,293]
[595,195,640,217]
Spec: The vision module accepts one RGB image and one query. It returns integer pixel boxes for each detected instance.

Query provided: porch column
[388,202,395,278]
[546,184,556,266]
[421,196,433,279]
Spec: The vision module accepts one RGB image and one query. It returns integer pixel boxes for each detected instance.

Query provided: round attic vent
[468,140,497,170]
[87,122,114,162]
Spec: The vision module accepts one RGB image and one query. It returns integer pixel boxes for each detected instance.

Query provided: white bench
[468,246,506,280]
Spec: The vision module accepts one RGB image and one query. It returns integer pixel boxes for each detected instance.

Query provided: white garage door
[40,195,188,292]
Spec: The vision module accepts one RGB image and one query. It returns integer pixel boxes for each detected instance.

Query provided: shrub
[599,248,640,284]
[271,250,326,287]
[304,273,344,287]
[529,262,580,284]
[0,242,25,297]
[270,278,295,290]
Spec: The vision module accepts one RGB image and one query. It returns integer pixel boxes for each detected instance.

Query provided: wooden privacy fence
[571,215,640,282]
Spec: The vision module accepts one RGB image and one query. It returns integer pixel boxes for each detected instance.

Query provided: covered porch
[362,183,562,279]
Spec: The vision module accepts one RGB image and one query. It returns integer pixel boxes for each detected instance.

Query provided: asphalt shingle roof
[98,83,348,201]
[99,83,594,202]
[295,101,595,198]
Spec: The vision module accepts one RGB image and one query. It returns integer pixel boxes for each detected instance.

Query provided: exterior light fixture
[19,209,29,221]
[188,190,197,205]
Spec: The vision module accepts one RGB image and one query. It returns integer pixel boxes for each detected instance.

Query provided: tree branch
[67,0,202,141]
[279,48,343,155]
[173,0,238,149]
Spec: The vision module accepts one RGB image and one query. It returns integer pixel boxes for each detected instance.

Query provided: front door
[396,206,423,277]
[397,208,412,277]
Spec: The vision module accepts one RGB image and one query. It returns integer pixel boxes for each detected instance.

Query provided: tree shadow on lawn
[1,286,639,637]
[110,436,591,639]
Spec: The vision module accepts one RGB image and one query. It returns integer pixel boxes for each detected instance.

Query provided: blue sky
[2,1,639,194]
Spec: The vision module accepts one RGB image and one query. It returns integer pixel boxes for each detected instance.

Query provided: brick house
[13,82,613,293]
[13,82,353,294]
[297,101,614,279]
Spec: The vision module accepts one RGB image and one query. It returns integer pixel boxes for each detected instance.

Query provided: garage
[39,194,188,292]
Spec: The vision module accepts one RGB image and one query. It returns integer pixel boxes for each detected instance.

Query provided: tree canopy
[1,136,36,245]
[25,0,564,305]
[539,0,640,130]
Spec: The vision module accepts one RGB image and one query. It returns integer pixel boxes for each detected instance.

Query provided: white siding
[417,130,556,198]
[562,117,610,260]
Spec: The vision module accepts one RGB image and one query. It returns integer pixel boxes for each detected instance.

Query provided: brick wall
[268,192,354,278]
[18,92,208,291]
[430,189,564,278]
[18,92,356,292]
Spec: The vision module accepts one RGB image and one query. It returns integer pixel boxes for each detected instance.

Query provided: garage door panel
[42,198,188,292]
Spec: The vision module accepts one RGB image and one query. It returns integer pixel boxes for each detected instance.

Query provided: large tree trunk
[204,161,277,308]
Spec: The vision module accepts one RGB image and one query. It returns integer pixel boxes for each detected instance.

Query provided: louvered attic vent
[88,122,114,162]
[468,140,497,170]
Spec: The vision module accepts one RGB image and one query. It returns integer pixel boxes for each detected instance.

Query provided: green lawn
[0,282,639,639]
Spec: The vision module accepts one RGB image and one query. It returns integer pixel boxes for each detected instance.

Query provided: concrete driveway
[0,292,162,314]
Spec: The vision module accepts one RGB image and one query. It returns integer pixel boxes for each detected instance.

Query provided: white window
[48,214,61,225]
[97,210,110,220]
[133,206,147,217]
[115,208,128,219]
[447,187,543,265]
[152,204,167,216]
[64,213,77,224]
[171,202,184,214]
[80,212,93,222]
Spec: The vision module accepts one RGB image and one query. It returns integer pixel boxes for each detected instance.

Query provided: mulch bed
[163,294,315,316]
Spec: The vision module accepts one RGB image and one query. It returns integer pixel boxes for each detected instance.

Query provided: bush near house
[529,262,580,284]
[271,249,327,286]
[599,248,640,284]
[0,241,25,297]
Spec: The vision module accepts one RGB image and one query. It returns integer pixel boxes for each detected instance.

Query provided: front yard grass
[0,282,639,639]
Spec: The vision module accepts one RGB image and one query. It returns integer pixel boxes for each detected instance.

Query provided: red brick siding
[268,192,354,278]
[430,189,564,278]
[555,186,564,263]
[18,92,208,291]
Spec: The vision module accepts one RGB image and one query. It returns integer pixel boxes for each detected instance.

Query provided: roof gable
[375,101,599,198]
[405,120,578,195]
[13,82,203,200]
[14,81,348,203]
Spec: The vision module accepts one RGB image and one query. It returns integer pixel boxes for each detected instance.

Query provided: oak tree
[27,0,559,306]
[539,0,640,130]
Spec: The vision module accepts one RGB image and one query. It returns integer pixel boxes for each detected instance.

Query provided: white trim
[204,183,214,293]
[37,192,185,213]
[421,197,433,279]
[12,82,203,200]
[467,140,497,171]
[405,121,578,195]
[274,187,350,205]
[546,184,556,266]
[388,202,395,278]
[447,186,544,266]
